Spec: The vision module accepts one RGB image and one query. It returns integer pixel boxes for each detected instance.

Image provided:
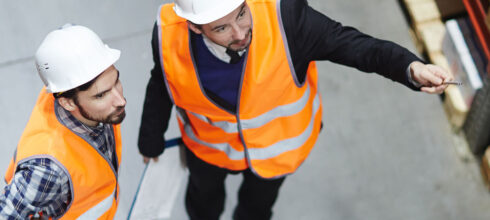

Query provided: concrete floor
[1,0,490,219]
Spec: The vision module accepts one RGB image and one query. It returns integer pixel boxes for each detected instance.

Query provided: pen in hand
[443,81,462,86]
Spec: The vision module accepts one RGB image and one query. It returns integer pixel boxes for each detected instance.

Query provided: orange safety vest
[4,88,121,219]
[157,0,322,179]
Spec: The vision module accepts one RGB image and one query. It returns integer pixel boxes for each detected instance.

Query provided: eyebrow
[211,24,226,32]
[211,4,246,32]
[93,71,120,98]
[235,4,246,20]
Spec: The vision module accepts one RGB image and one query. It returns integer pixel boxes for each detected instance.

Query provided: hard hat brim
[174,0,244,24]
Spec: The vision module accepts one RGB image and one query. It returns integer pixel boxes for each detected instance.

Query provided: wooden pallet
[403,0,469,128]
[444,86,469,126]
[414,20,445,54]
[404,0,441,24]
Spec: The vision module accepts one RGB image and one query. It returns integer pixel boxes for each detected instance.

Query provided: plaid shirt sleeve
[0,158,71,219]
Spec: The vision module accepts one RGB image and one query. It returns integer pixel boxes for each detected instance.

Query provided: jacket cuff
[138,135,165,158]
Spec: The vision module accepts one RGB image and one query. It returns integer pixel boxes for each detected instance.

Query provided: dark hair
[53,74,99,100]
[190,21,202,30]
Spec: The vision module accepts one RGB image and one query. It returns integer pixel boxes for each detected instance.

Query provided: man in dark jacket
[138,0,452,219]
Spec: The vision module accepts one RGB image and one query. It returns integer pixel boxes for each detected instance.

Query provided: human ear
[57,97,78,112]
[187,21,203,34]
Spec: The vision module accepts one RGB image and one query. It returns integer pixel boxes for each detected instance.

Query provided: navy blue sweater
[191,33,245,111]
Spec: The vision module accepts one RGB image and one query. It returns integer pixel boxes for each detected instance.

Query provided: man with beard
[138,0,452,219]
[0,24,126,219]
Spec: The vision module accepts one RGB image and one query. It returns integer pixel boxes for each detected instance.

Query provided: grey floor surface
[1,0,490,220]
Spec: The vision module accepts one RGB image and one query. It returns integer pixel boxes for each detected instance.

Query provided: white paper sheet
[129,146,187,220]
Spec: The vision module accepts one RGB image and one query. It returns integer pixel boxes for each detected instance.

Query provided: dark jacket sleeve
[137,23,174,157]
[281,0,422,90]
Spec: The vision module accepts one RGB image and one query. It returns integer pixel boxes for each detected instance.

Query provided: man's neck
[55,100,105,135]
[201,34,246,63]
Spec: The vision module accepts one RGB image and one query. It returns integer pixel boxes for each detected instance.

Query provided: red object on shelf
[462,0,490,67]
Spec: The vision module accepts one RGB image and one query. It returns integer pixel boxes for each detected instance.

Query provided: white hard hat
[173,0,244,24]
[35,24,120,93]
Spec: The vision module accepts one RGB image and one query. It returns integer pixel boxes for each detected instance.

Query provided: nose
[112,88,126,107]
[231,23,246,40]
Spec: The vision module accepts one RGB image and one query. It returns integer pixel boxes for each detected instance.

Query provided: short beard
[74,99,126,125]
[227,29,252,51]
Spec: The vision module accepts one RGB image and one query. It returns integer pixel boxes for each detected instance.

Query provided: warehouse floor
[1,0,489,219]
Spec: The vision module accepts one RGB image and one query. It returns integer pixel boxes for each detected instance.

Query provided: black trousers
[184,147,286,220]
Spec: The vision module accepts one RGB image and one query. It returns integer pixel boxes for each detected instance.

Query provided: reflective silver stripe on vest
[177,112,246,160]
[189,85,311,133]
[76,188,115,219]
[248,95,320,160]
[188,112,239,134]
[178,94,320,161]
